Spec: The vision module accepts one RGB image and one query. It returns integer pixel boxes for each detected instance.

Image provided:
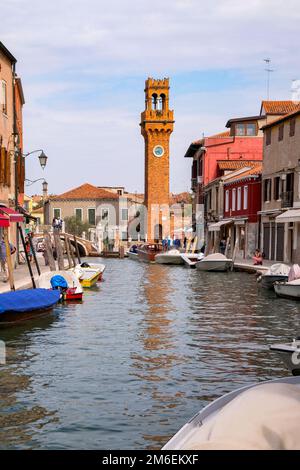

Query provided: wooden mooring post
[43,231,56,271]
[73,235,81,265]
[54,232,65,270]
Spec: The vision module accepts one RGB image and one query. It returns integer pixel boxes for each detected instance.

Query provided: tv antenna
[264,58,274,100]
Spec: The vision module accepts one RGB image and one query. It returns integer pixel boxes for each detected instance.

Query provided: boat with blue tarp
[0,288,61,327]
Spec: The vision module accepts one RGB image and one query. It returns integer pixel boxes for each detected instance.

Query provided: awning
[0,214,10,228]
[275,209,300,223]
[0,205,24,223]
[208,219,233,232]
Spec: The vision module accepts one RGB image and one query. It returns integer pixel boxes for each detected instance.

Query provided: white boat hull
[196,259,233,272]
[127,251,139,261]
[274,283,300,299]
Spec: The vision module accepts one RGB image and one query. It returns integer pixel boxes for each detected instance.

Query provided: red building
[222,165,262,258]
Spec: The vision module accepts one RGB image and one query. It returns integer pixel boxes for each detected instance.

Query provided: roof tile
[52,183,119,200]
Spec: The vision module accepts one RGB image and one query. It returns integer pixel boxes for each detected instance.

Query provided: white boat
[75,262,105,281]
[274,278,300,299]
[126,245,139,261]
[181,252,204,268]
[257,263,290,290]
[270,340,300,376]
[163,376,300,450]
[38,270,83,301]
[155,249,184,265]
[196,253,233,272]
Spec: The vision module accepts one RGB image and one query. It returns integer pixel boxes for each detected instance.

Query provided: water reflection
[1,260,300,449]
[0,316,59,449]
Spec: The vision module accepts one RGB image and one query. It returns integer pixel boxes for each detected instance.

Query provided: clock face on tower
[153,145,164,158]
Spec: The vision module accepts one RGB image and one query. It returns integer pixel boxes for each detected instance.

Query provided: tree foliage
[64,216,91,237]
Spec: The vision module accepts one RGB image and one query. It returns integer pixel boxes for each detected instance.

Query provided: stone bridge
[34,229,98,257]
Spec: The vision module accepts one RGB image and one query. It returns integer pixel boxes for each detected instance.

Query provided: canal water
[1,258,300,450]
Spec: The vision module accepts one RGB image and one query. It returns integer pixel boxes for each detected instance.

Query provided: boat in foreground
[196,253,233,272]
[155,248,184,265]
[270,340,300,376]
[38,270,83,301]
[163,376,300,450]
[257,263,290,290]
[136,243,162,263]
[274,278,300,299]
[0,288,61,327]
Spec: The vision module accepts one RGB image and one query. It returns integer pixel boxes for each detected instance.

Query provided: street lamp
[23,149,48,170]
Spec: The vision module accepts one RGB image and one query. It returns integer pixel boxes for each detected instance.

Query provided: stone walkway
[0,254,68,294]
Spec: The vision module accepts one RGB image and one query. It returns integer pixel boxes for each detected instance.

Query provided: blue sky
[1,0,300,195]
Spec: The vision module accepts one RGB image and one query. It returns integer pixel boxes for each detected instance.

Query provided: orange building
[140,78,174,241]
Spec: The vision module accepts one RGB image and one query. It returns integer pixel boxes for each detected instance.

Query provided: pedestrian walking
[0,237,16,282]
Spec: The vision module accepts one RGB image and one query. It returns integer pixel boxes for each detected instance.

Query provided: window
[53,208,61,219]
[266,129,271,146]
[232,188,236,211]
[274,176,281,200]
[237,187,242,211]
[1,81,7,115]
[225,190,229,212]
[278,123,284,141]
[117,189,123,196]
[235,123,245,136]
[290,118,296,137]
[243,186,248,210]
[101,208,109,220]
[75,208,82,222]
[121,231,128,241]
[246,123,257,136]
[234,122,257,136]
[88,208,96,225]
[264,179,271,202]
[121,208,128,221]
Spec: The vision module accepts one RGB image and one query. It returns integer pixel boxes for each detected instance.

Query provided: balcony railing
[281,191,293,208]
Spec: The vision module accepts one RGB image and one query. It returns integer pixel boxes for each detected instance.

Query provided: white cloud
[2,0,300,194]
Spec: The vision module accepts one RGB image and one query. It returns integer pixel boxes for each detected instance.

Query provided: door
[276,223,284,261]
[263,223,270,259]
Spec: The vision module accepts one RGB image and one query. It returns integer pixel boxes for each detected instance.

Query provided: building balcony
[281,191,294,208]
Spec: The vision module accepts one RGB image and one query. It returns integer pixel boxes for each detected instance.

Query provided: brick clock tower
[140,78,174,241]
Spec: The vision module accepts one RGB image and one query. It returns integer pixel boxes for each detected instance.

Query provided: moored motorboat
[163,376,300,450]
[136,243,162,263]
[126,244,139,261]
[180,252,204,268]
[196,253,233,272]
[274,278,300,299]
[76,262,105,281]
[73,266,100,288]
[0,288,61,327]
[38,270,83,301]
[155,248,184,265]
[257,263,290,289]
[270,339,300,376]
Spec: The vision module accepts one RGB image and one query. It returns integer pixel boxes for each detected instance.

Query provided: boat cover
[50,275,68,290]
[183,383,300,450]
[265,263,290,276]
[288,264,300,282]
[0,288,60,314]
[203,253,228,261]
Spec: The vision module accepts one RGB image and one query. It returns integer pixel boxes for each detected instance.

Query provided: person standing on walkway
[0,237,16,282]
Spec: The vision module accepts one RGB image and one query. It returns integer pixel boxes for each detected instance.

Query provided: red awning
[0,206,24,223]
[0,213,10,228]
